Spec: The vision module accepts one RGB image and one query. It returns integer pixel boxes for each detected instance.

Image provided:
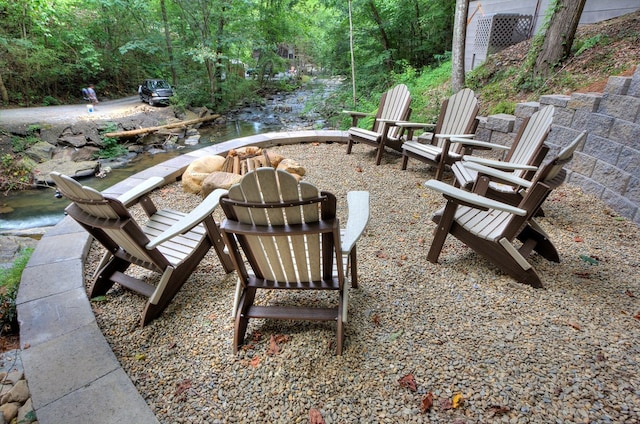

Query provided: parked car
[138,79,174,106]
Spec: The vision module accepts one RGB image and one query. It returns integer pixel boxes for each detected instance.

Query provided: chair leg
[375,145,384,165]
[349,248,358,288]
[336,291,344,355]
[346,139,354,154]
[518,222,560,263]
[401,153,409,170]
[427,203,457,263]
[89,256,129,298]
[233,287,256,353]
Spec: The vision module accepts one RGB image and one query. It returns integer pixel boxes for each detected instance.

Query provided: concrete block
[604,76,632,95]
[539,94,570,107]
[591,160,630,194]
[17,288,95,348]
[34,368,159,424]
[545,126,582,149]
[616,147,640,177]
[623,175,640,205]
[552,107,575,127]
[567,92,602,112]
[488,131,515,148]
[627,65,640,98]
[582,134,622,166]
[21,324,121,409]
[601,188,638,221]
[597,93,640,122]
[486,114,515,133]
[16,259,84,305]
[25,232,90,267]
[514,102,539,118]
[610,119,640,150]
[474,127,491,142]
[566,151,596,177]
[567,172,605,198]
[571,111,614,138]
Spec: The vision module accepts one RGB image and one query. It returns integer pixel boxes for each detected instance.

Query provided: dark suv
[138,79,174,106]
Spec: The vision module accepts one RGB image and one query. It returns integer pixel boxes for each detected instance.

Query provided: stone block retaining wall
[474,65,640,225]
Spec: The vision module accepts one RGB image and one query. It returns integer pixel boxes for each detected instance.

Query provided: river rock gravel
[86,142,640,424]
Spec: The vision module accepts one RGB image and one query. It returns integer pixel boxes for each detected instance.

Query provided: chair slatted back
[373,84,411,140]
[434,88,479,150]
[51,172,169,270]
[222,169,340,285]
[504,105,554,178]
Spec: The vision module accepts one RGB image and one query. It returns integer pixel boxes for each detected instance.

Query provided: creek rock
[33,158,99,184]
[24,141,56,162]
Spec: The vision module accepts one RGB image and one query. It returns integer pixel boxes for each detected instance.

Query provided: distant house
[466,0,640,70]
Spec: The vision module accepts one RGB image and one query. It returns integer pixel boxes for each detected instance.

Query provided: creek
[0,77,341,232]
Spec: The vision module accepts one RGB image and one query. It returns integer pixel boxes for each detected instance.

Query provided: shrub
[0,247,33,334]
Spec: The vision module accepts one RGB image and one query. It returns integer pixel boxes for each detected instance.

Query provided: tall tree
[451,0,468,93]
[533,0,587,77]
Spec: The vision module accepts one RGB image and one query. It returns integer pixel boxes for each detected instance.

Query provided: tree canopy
[0,0,456,109]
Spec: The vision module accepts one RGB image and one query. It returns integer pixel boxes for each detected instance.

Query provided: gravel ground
[86,142,640,424]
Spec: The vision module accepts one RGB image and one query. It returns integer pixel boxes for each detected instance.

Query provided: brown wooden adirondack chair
[219,168,370,354]
[399,88,480,180]
[451,105,555,204]
[50,172,234,326]
[345,84,412,165]
[424,131,584,288]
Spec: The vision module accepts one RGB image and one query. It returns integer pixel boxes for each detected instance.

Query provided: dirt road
[0,96,143,126]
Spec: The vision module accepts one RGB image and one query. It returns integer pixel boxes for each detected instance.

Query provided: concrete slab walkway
[16,130,348,423]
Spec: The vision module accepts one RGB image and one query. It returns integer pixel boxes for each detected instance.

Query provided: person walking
[86,84,98,106]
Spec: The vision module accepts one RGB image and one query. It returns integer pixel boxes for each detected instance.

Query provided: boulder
[24,141,56,163]
[33,158,99,184]
[182,155,226,194]
[201,172,244,196]
[276,158,305,179]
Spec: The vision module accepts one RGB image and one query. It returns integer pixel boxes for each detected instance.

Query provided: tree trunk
[0,73,9,104]
[160,0,178,86]
[533,0,586,77]
[367,0,392,71]
[451,0,469,93]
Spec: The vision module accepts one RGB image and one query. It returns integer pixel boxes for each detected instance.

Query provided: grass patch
[0,247,33,334]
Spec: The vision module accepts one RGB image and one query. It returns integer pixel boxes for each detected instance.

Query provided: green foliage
[490,101,516,115]
[0,154,35,191]
[574,34,609,56]
[11,135,39,153]
[95,124,128,159]
[0,247,33,334]
[42,95,60,106]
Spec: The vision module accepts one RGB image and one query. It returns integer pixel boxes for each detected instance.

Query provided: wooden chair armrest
[342,110,374,117]
[146,188,228,249]
[463,156,539,171]
[396,122,436,129]
[434,133,475,139]
[341,191,370,254]
[117,176,166,207]
[450,138,510,150]
[425,180,527,216]
[463,162,533,188]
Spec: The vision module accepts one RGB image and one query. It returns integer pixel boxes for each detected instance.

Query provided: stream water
[0,78,341,232]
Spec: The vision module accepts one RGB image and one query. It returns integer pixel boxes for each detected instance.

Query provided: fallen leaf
[267,335,280,355]
[389,329,403,341]
[488,405,510,416]
[312,142,320,146]
[175,379,191,396]
[452,393,464,408]
[91,295,108,302]
[400,255,408,260]
[375,251,388,259]
[22,343,30,350]
[355,166,363,173]
[398,373,417,392]
[420,392,433,413]
[371,314,381,326]
[168,342,177,349]
[625,290,635,298]
[574,236,584,242]
[574,271,591,278]
[309,408,325,424]
[418,237,425,245]
[579,255,599,265]
[135,353,146,360]
[567,321,582,331]
[634,311,640,320]
[250,356,261,368]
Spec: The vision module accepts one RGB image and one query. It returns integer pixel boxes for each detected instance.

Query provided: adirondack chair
[50,172,234,326]
[219,168,370,355]
[345,84,412,165]
[451,105,555,204]
[424,131,584,288]
[400,88,479,180]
